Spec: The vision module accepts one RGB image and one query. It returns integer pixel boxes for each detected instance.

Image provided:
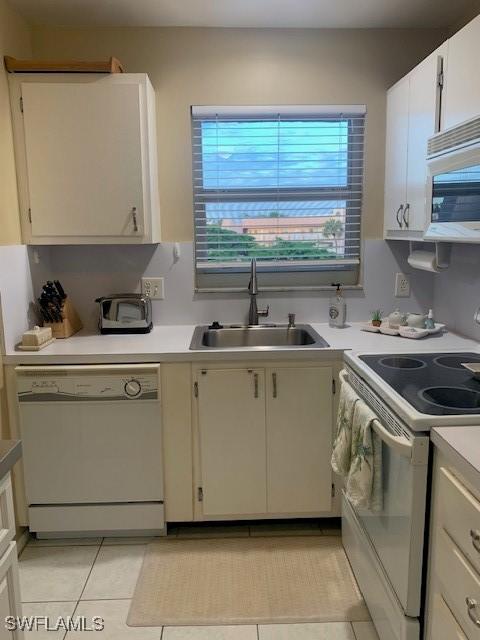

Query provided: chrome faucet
[248,258,269,325]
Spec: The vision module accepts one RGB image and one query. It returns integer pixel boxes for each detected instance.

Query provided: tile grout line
[63,538,105,640]
[75,537,105,603]
[74,596,132,601]
[350,622,357,640]
[25,536,104,550]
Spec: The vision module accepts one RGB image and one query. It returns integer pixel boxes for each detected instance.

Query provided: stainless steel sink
[189,324,329,350]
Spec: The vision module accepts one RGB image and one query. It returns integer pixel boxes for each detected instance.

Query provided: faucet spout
[247,258,269,325]
[248,258,258,295]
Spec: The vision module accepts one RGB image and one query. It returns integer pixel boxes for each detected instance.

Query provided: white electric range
[341,350,480,640]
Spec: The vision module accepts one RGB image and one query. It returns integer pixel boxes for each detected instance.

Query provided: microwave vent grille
[428,117,480,156]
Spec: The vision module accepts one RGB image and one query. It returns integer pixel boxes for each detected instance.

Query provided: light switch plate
[141,277,164,300]
[395,272,410,298]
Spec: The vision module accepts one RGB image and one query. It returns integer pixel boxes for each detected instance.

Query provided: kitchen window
[191,105,366,290]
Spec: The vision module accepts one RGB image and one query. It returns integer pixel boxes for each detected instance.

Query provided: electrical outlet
[395,272,410,298]
[141,277,164,300]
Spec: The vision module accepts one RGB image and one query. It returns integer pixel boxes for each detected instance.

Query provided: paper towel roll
[407,250,440,273]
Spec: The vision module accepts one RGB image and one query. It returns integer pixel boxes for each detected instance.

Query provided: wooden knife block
[44,298,83,339]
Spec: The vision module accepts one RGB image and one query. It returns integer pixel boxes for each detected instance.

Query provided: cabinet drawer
[437,528,480,640]
[0,542,23,640]
[438,467,480,575]
[0,475,15,560]
[430,594,468,640]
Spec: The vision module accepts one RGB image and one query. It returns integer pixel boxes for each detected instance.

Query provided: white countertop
[7,321,480,491]
[4,322,478,365]
[432,426,480,491]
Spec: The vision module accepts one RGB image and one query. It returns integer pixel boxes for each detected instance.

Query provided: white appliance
[342,349,480,640]
[16,364,165,537]
[339,366,429,640]
[425,115,480,242]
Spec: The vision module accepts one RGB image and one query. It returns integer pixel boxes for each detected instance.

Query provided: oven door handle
[371,419,412,459]
[339,370,413,459]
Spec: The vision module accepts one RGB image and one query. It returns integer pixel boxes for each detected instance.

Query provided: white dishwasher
[16,364,165,538]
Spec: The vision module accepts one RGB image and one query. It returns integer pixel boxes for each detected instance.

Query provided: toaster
[95,294,153,334]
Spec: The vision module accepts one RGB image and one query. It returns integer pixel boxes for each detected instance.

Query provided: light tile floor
[18,521,379,640]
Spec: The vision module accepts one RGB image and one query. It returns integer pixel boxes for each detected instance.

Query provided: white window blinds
[191,105,366,287]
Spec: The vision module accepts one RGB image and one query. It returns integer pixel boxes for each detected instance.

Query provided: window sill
[195,284,364,293]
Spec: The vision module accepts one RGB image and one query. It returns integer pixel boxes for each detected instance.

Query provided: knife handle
[54,280,67,299]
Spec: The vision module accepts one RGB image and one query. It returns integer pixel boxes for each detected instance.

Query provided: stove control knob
[124,379,141,397]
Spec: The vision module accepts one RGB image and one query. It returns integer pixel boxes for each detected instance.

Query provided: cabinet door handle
[395,204,404,228]
[272,372,277,398]
[466,597,480,627]
[471,529,480,553]
[402,203,410,228]
[131,206,138,232]
[254,373,259,398]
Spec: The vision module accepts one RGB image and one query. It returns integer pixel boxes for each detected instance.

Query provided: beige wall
[31,26,447,241]
[0,0,31,245]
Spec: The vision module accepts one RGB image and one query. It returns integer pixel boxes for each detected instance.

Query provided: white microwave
[425,117,480,242]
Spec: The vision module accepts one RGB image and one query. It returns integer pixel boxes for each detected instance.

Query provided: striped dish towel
[345,399,383,513]
[331,378,359,477]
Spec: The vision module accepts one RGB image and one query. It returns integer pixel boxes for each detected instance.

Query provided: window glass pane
[192,107,365,287]
[201,200,348,264]
[201,120,349,189]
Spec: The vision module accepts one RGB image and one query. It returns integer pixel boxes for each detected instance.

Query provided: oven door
[425,140,480,241]
[340,370,429,617]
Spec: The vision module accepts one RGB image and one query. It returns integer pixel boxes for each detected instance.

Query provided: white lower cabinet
[197,368,267,517]
[0,476,16,561]
[195,364,334,519]
[430,594,467,640]
[266,367,333,514]
[0,543,22,640]
[0,473,23,639]
[427,452,480,640]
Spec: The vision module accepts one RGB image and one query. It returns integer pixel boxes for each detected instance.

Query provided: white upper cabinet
[384,76,409,236]
[9,73,160,244]
[406,48,445,232]
[443,14,480,130]
[384,45,446,239]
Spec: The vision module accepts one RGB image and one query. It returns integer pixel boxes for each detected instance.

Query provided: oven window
[432,164,480,222]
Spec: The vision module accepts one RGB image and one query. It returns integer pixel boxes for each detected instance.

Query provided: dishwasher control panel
[16,367,159,402]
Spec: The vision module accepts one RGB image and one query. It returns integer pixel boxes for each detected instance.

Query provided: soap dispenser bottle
[425,309,435,330]
[329,283,346,328]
